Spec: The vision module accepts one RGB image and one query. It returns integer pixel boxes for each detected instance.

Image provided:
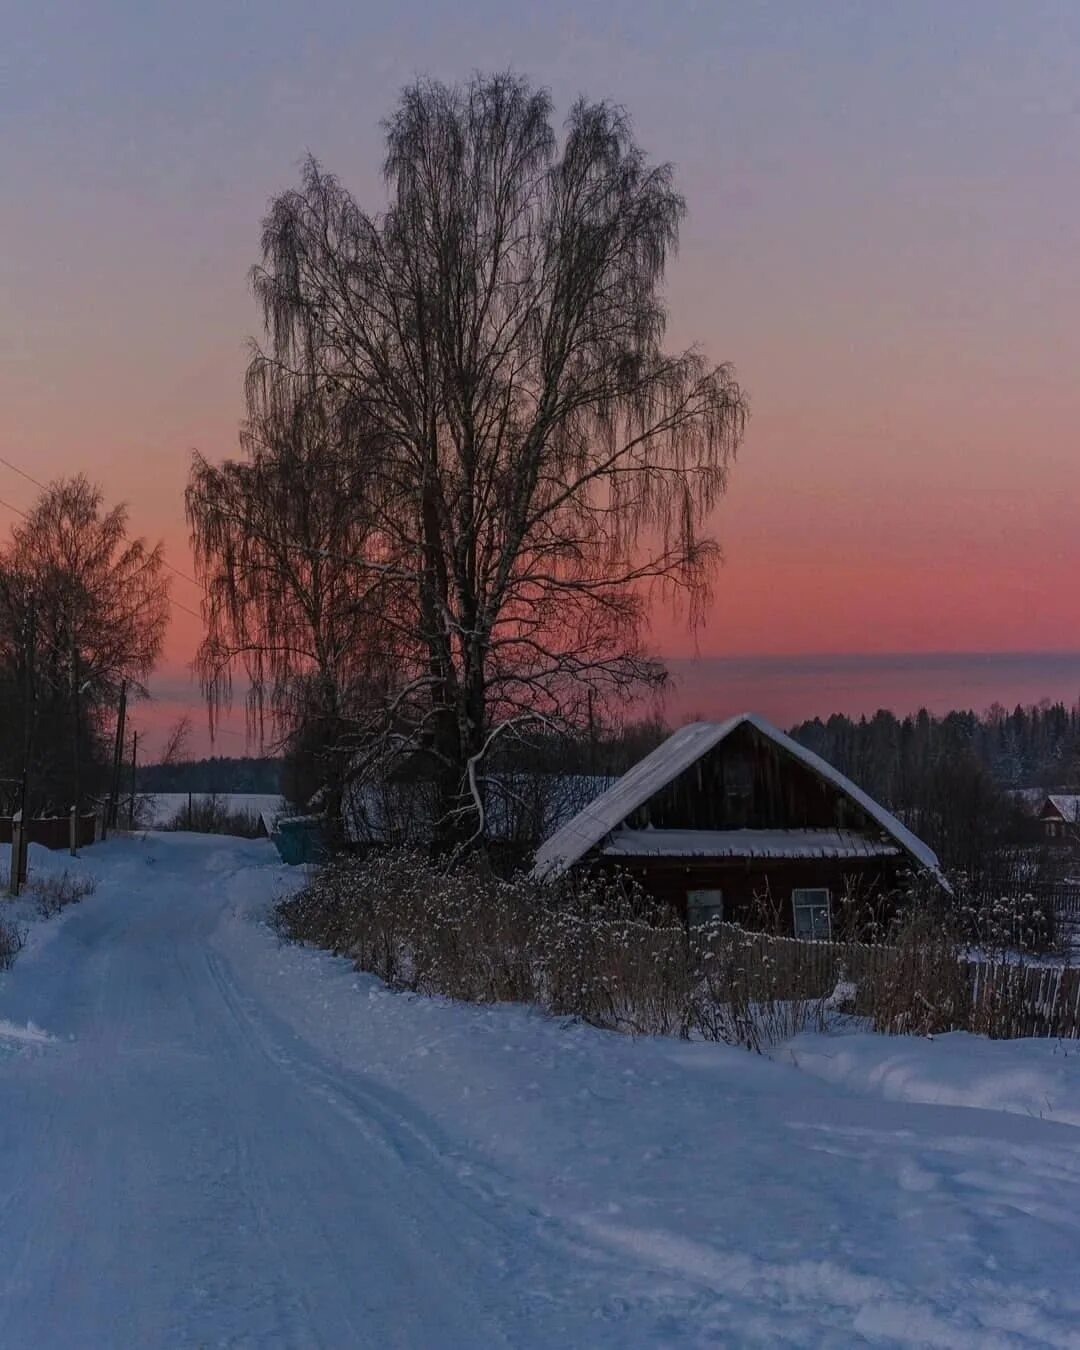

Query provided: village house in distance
[1036,794,1080,841]
[532,713,942,938]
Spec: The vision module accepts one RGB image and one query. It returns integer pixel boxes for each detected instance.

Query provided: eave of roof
[600,827,902,861]
[1047,795,1080,821]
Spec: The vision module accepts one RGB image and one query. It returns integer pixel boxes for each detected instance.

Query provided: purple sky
[3,1,1079,754]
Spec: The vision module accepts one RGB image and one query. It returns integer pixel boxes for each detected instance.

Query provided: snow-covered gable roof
[531,712,942,880]
[1045,795,1080,822]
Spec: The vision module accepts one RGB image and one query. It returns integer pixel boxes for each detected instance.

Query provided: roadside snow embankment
[781,1027,1080,1128]
[0,842,98,967]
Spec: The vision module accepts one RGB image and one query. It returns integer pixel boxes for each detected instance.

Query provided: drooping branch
[191,72,748,843]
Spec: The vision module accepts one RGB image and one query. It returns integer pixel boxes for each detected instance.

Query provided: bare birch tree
[190,73,747,846]
[187,376,398,814]
[0,477,170,812]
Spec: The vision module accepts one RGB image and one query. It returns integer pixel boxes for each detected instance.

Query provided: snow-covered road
[0,836,612,1347]
[2,833,1080,1347]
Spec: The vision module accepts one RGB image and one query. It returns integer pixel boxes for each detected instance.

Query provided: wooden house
[1036,795,1080,841]
[532,713,942,938]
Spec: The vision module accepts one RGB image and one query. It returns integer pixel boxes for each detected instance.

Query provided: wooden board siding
[621,720,886,836]
[595,854,907,938]
[0,814,97,850]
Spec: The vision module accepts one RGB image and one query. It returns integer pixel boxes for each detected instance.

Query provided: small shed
[270,815,331,866]
[532,712,943,938]
[1037,795,1080,841]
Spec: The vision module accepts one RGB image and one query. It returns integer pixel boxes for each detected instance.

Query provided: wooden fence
[1051,891,1080,921]
[704,922,1080,1040]
[0,814,97,850]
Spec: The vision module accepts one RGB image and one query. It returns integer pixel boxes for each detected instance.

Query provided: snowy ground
[138,791,285,827]
[2,835,1080,1346]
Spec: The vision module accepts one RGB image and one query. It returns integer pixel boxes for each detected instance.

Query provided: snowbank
[781,1026,1080,1128]
[0,842,99,963]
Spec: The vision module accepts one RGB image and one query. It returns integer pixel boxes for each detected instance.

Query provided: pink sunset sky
[2,1,1078,756]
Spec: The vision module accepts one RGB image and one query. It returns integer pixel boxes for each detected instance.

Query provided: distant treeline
[789,703,1080,881]
[790,702,1080,799]
[137,756,282,795]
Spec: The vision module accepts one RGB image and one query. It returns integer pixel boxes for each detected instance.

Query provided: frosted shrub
[282,853,1080,1045]
[276,852,693,1028]
[277,852,539,1003]
[29,871,97,919]
[0,915,24,970]
[860,911,969,1036]
[533,877,692,1035]
[165,796,264,838]
[964,891,1058,957]
[690,923,828,1051]
[276,853,821,1048]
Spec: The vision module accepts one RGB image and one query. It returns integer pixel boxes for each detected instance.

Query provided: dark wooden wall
[0,814,97,850]
[624,721,881,834]
[601,854,906,937]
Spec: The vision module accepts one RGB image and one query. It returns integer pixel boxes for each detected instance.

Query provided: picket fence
[706,923,1080,1041]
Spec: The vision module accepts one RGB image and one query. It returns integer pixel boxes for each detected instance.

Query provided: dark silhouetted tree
[189,73,747,847]
[0,477,170,813]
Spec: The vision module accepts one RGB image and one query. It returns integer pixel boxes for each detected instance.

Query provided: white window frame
[687,889,725,928]
[792,887,832,941]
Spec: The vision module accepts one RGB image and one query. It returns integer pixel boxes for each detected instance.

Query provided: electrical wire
[0,456,206,620]
[0,453,204,589]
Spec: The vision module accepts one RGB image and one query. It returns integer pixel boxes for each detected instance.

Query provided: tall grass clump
[277,853,1080,1046]
[0,914,24,969]
[28,870,97,920]
[275,852,828,1049]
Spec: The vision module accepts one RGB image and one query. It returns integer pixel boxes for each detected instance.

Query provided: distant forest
[136,702,1080,803]
[137,756,282,795]
[790,701,1080,798]
[790,702,1080,880]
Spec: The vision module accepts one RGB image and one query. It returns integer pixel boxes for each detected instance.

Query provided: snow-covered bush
[164,795,264,838]
[277,852,1080,1044]
[275,853,829,1047]
[692,924,830,1050]
[28,870,96,919]
[0,914,24,969]
[858,908,970,1036]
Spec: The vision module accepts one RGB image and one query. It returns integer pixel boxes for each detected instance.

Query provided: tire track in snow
[200,941,629,1340]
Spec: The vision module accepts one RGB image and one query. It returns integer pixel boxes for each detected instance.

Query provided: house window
[792,888,831,940]
[687,889,725,928]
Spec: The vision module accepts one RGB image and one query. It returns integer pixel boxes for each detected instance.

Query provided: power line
[0,452,205,591]
[163,560,203,590]
[0,455,43,492]
[0,491,202,621]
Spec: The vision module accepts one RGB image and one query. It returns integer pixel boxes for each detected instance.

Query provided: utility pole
[106,681,127,834]
[128,730,138,830]
[70,620,81,844]
[9,593,35,895]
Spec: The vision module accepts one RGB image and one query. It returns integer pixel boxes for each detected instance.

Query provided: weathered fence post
[8,812,22,897]
[69,804,78,857]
